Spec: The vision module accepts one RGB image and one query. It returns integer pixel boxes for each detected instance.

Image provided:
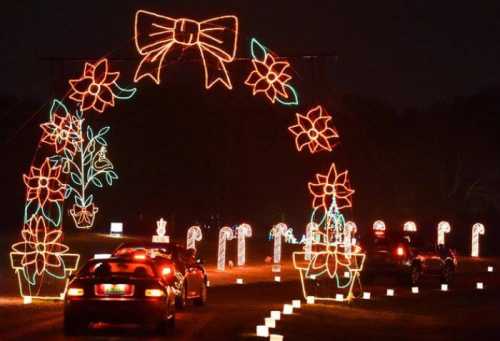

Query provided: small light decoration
[274,276,281,282]
[245,38,298,106]
[335,293,344,302]
[441,284,448,291]
[265,317,276,328]
[256,325,269,337]
[288,105,339,153]
[152,218,169,243]
[362,292,371,300]
[471,223,485,257]
[186,225,203,250]
[69,58,136,113]
[217,226,234,271]
[134,10,238,90]
[373,220,386,237]
[23,296,32,304]
[308,163,355,213]
[236,223,252,266]
[487,266,494,272]
[236,278,244,284]
[476,282,484,290]
[110,222,123,236]
[437,221,451,245]
[306,296,315,304]
[411,287,419,294]
[403,221,417,232]
[270,311,281,320]
[304,222,319,261]
[386,289,395,296]
[292,299,301,309]
[269,335,284,341]
[271,223,289,264]
[282,304,293,315]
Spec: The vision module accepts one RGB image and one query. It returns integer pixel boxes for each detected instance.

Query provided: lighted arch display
[11,9,359,301]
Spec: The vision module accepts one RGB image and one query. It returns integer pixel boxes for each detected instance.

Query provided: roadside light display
[236,223,252,266]
[217,226,234,271]
[471,223,485,257]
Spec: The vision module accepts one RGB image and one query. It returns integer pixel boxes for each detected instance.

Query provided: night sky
[1,1,499,247]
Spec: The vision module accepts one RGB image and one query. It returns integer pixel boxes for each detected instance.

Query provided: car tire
[63,314,87,336]
[441,262,454,284]
[175,284,187,310]
[410,263,421,285]
[194,281,207,306]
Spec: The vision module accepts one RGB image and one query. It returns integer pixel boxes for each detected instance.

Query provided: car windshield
[81,261,156,277]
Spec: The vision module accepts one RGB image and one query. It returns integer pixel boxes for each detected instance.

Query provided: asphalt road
[1,258,499,340]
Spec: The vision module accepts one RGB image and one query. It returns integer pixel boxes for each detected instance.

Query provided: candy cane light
[471,223,485,257]
[236,223,252,266]
[403,221,417,232]
[437,221,451,245]
[344,221,357,256]
[304,222,319,261]
[186,225,203,250]
[373,220,386,237]
[217,226,234,271]
[271,223,289,264]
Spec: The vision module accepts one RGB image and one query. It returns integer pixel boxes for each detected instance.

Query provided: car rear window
[83,261,156,277]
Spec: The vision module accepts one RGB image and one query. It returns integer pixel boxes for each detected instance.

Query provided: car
[113,242,208,309]
[361,231,457,285]
[64,256,176,335]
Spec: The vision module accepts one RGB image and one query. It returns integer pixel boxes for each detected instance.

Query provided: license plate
[95,284,134,297]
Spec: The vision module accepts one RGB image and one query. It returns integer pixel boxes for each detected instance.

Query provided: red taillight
[162,266,172,276]
[396,246,405,256]
[145,289,164,297]
[67,288,84,296]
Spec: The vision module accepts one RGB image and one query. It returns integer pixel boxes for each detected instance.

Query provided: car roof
[114,241,185,251]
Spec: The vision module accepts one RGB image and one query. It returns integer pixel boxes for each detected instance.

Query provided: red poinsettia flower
[11,216,69,278]
[308,163,355,212]
[245,53,292,103]
[288,105,339,153]
[40,112,81,155]
[23,159,66,209]
[69,58,120,113]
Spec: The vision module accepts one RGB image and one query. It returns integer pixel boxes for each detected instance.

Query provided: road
[1,258,500,340]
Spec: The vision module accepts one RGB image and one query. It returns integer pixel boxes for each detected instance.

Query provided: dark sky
[1,1,499,240]
[1,1,499,109]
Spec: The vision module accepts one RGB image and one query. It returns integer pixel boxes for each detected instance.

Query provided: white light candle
[411,287,419,294]
[386,289,395,296]
[335,293,344,301]
[362,292,371,300]
[487,266,494,272]
[306,296,315,304]
[292,299,301,309]
[23,296,32,304]
[441,284,448,291]
[476,282,484,290]
[269,335,284,341]
[274,276,281,282]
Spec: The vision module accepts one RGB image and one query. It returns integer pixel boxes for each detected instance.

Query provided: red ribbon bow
[134,10,239,90]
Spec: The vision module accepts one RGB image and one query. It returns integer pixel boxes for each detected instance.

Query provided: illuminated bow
[134,10,239,90]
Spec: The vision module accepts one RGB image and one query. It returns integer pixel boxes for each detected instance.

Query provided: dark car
[361,231,457,285]
[64,257,176,335]
[113,242,207,308]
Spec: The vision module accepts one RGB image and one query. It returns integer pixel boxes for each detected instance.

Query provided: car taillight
[396,246,405,256]
[67,288,84,296]
[162,266,172,276]
[145,289,164,297]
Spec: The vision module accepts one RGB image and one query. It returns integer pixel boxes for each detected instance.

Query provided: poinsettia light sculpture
[293,162,365,302]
